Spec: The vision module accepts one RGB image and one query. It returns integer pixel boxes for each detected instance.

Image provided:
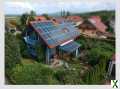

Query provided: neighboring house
[67,16,83,26]
[78,16,107,38]
[24,21,81,64]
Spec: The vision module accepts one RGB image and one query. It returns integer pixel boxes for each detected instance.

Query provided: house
[24,21,81,64]
[78,16,107,38]
[67,16,83,26]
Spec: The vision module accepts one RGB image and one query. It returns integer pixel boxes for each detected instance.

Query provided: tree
[27,10,36,23]
[19,10,36,32]
[42,14,50,20]
[5,32,21,70]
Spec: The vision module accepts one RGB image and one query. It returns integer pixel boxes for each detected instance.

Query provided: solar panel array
[31,21,80,48]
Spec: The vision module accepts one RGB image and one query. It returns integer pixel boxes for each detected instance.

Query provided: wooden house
[67,16,83,26]
[78,16,107,38]
[24,21,81,64]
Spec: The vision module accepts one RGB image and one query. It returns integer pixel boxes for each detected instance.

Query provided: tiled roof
[52,17,67,24]
[67,16,83,22]
[88,16,107,32]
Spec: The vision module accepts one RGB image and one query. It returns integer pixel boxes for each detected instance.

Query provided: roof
[88,16,107,32]
[35,16,47,21]
[67,16,83,22]
[29,21,80,48]
[52,17,67,24]
[78,20,96,29]
[59,41,81,53]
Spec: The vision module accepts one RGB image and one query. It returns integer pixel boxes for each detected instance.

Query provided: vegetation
[18,10,36,32]
[42,14,51,20]
[5,33,21,70]
[35,43,46,63]
[76,36,114,66]
[83,59,107,84]
[8,63,59,84]
[16,34,30,58]
[60,10,71,17]
[5,10,115,85]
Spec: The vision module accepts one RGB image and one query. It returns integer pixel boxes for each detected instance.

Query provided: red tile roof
[67,16,83,22]
[88,16,107,33]
[52,17,66,24]
[35,16,47,21]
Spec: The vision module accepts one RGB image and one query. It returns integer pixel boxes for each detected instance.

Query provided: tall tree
[19,10,36,32]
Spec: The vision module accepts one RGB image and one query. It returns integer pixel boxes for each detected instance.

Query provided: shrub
[55,68,83,84]
[5,32,21,69]
[83,59,107,84]
[9,63,59,84]
[16,34,31,58]
[35,44,46,63]
[86,41,114,66]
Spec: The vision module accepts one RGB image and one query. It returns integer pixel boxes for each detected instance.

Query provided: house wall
[79,29,97,37]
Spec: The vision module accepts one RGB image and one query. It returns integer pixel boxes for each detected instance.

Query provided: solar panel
[30,21,80,48]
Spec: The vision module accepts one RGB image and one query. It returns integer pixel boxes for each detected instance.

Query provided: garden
[5,32,115,84]
[5,11,115,84]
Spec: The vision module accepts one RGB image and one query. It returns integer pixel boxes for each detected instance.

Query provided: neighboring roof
[52,17,67,24]
[88,16,107,32]
[78,20,96,29]
[67,16,83,22]
[35,16,47,21]
[29,21,80,48]
[59,41,81,53]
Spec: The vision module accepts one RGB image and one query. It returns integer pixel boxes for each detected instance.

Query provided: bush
[9,63,59,84]
[16,34,31,58]
[5,33,21,69]
[83,59,107,84]
[55,68,83,84]
[35,44,46,63]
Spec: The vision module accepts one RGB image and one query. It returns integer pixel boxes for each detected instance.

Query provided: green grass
[21,58,37,64]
